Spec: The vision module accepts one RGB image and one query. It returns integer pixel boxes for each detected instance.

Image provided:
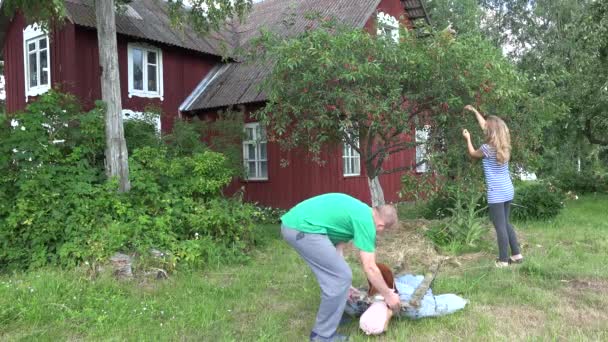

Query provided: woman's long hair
[484,116,511,164]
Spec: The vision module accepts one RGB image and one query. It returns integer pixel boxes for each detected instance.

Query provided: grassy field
[1,195,607,341]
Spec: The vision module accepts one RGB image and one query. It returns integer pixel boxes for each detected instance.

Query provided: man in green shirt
[281,193,400,342]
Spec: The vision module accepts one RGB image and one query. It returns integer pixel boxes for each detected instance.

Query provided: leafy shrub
[425,189,489,254]
[0,91,254,271]
[552,170,608,194]
[421,182,487,220]
[250,204,286,224]
[511,181,565,221]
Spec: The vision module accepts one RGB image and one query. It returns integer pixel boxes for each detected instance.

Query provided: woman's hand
[462,129,471,140]
[464,105,477,113]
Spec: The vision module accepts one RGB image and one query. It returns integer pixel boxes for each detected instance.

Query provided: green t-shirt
[280,193,376,252]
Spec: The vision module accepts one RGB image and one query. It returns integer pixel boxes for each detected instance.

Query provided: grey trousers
[281,225,352,338]
[488,201,521,262]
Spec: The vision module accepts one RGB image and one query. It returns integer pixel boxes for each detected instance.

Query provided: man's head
[372,204,398,233]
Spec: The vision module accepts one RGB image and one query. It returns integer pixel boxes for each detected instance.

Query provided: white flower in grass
[12,148,18,153]
[20,126,26,131]
[52,139,65,144]
[10,119,19,127]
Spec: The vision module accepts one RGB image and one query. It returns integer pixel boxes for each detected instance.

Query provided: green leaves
[0,92,255,271]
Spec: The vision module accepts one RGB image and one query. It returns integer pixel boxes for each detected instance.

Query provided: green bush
[425,189,488,254]
[250,204,286,224]
[511,181,565,221]
[421,182,488,220]
[0,91,254,271]
[552,170,608,194]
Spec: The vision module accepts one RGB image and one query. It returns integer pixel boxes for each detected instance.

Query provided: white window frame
[243,122,268,181]
[343,133,361,177]
[127,43,164,100]
[122,109,161,134]
[23,24,51,101]
[415,125,431,173]
[377,12,400,43]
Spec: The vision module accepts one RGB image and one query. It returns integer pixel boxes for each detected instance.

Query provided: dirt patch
[564,279,608,294]
[556,278,608,329]
[344,219,443,274]
[345,219,497,275]
[473,304,548,339]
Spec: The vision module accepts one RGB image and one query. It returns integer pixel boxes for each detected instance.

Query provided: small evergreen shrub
[511,181,565,221]
[425,189,488,254]
[552,170,608,194]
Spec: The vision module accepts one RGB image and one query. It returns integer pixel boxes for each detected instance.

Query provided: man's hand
[360,251,397,302]
[385,291,401,311]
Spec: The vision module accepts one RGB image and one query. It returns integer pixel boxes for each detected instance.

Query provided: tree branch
[368,141,420,162]
[378,159,427,175]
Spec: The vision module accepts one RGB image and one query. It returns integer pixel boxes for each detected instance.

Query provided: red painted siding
[4,15,82,113]
[3,14,26,113]
[4,16,219,133]
[364,0,412,33]
[71,27,220,133]
[220,103,417,209]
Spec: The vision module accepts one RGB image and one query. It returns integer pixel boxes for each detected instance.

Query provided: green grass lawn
[1,195,607,341]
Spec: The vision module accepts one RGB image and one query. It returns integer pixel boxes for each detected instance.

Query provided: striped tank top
[480,144,514,204]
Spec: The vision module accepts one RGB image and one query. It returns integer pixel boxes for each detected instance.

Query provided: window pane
[260,161,268,178]
[248,145,256,160]
[28,53,38,87]
[40,49,48,85]
[39,37,47,49]
[147,51,157,65]
[132,49,143,90]
[260,143,267,160]
[246,127,254,140]
[147,64,157,92]
[248,162,257,178]
[28,42,36,52]
[345,156,352,175]
[258,125,266,140]
[354,157,360,174]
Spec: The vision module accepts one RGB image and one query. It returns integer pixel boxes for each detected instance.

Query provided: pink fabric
[359,301,392,335]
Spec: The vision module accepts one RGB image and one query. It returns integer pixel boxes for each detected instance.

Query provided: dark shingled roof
[402,0,431,26]
[183,0,430,112]
[63,0,233,56]
[182,0,391,111]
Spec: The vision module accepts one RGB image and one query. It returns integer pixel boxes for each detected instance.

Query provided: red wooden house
[0,0,430,209]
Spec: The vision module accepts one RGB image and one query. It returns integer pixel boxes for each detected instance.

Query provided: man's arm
[359,251,400,310]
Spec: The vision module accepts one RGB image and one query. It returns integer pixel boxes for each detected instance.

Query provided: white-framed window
[343,133,361,177]
[122,109,161,133]
[127,43,163,100]
[243,122,268,180]
[23,24,51,100]
[377,12,400,43]
[415,125,430,173]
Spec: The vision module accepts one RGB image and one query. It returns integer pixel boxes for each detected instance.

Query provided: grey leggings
[488,201,521,262]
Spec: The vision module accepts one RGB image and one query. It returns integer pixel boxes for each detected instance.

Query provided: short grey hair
[375,204,398,229]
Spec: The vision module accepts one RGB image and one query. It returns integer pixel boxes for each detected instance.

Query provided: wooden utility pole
[95,0,130,192]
